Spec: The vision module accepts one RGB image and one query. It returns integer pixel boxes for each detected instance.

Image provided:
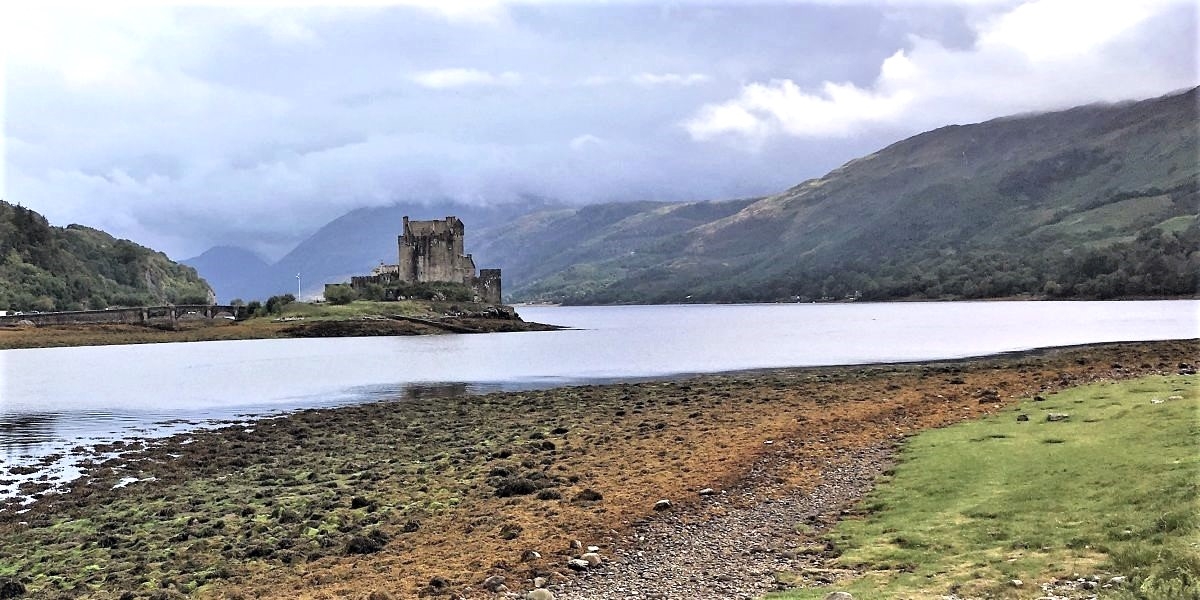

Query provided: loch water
[1,300,1196,502]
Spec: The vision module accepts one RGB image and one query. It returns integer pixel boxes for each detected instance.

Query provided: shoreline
[0,339,1195,599]
[0,313,563,350]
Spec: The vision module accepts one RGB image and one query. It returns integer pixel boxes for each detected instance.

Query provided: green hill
[487,88,1199,303]
[0,201,214,311]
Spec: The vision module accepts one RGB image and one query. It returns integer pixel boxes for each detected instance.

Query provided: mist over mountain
[494,88,1199,303]
[186,88,1198,305]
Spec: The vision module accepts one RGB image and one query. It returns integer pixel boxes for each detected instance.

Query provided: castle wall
[474,269,502,304]
[339,215,504,304]
[398,216,477,284]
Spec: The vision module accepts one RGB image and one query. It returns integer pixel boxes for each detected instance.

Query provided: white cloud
[633,72,711,86]
[686,0,1197,144]
[569,134,604,151]
[411,68,522,89]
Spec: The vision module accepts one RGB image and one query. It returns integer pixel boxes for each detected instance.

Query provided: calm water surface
[1,300,1196,502]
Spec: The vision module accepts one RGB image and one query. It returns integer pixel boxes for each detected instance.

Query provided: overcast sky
[2,0,1196,261]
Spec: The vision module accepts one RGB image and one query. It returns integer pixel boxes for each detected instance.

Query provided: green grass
[1157,214,1199,235]
[771,375,1199,599]
[272,300,429,320]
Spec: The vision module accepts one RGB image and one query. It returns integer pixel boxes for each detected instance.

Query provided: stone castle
[334,216,502,304]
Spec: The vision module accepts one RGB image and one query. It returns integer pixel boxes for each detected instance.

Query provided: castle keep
[336,216,502,304]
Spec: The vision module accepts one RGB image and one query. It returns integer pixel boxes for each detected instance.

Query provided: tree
[325,284,357,305]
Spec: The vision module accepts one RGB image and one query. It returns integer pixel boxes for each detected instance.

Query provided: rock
[533,577,548,588]
[1046,413,1070,422]
[823,593,853,600]
[521,549,541,561]
[572,489,603,504]
[569,539,583,550]
[581,552,603,567]
[698,488,716,496]
[1081,580,1097,590]
[567,558,590,571]
[653,499,672,511]
[1168,395,1184,401]
[587,545,600,553]
[0,579,24,599]
[1034,395,1046,402]
[1010,579,1023,587]
[1016,414,1029,422]
[526,589,555,600]
[1108,576,1126,585]
[483,575,506,592]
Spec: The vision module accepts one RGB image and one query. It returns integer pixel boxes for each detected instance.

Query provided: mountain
[488,88,1199,303]
[0,201,214,311]
[188,199,553,302]
[181,246,270,304]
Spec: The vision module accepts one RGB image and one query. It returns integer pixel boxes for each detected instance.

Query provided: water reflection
[0,412,62,456]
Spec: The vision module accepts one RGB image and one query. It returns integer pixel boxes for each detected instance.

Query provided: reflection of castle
[338,216,502,304]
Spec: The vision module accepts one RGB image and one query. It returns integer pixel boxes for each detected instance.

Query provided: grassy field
[772,374,1199,599]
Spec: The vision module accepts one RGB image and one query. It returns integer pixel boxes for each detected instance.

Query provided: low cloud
[686,0,1197,145]
[632,72,710,86]
[411,68,521,89]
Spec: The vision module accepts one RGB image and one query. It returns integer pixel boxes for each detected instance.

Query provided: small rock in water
[653,499,672,511]
[1046,413,1070,422]
[526,589,555,600]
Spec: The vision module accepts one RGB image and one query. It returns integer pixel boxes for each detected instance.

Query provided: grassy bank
[0,300,555,349]
[773,374,1199,599]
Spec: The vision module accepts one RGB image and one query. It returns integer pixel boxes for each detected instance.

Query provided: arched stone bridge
[0,305,246,327]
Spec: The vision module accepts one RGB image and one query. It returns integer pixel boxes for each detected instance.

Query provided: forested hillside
[489,88,1199,303]
[0,201,214,311]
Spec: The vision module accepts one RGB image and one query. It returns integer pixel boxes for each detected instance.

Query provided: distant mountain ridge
[188,88,1199,304]
[0,201,214,311]
[186,199,552,302]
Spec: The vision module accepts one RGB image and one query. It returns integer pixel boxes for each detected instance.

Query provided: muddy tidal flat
[0,315,560,350]
[0,339,1195,599]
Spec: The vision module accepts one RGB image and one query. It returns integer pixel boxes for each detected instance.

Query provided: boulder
[482,575,506,592]
[526,589,555,600]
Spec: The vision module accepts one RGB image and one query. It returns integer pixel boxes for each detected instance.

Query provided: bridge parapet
[0,305,243,327]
